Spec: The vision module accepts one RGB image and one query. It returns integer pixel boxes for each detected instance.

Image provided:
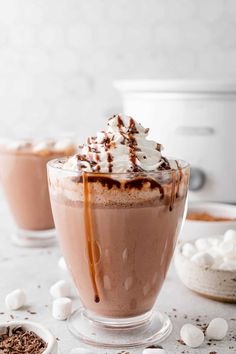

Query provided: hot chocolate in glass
[48,115,189,347]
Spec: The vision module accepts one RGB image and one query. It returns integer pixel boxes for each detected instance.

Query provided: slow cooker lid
[114,80,236,94]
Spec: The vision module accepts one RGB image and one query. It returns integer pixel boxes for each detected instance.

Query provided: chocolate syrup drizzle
[117,115,152,173]
[76,114,168,174]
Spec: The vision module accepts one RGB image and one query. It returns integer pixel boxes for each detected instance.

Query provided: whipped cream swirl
[64,114,170,173]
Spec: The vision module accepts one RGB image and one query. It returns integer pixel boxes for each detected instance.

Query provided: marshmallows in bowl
[175,229,236,302]
[181,229,236,271]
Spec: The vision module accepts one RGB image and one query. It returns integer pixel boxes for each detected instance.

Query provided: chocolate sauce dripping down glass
[175,160,183,198]
[83,172,100,303]
[169,170,177,212]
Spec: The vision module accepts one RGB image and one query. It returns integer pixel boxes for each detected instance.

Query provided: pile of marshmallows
[181,229,236,270]
[5,257,72,321]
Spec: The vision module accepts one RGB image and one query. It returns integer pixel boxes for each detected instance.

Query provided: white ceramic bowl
[0,320,57,354]
[175,241,236,303]
[181,202,236,241]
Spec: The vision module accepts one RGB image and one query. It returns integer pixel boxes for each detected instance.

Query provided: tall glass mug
[48,158,190,347]
[0,139,76,247]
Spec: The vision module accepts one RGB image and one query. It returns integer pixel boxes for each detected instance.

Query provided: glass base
[68,307,172,348]
[11,228,56,248]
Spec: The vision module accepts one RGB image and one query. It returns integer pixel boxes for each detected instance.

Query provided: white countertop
[0,194,235,354]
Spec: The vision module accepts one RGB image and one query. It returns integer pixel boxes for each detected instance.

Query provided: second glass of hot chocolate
[48,114,190,347]
[0,137,76,247]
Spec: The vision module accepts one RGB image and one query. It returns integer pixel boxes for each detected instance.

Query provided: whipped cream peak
[63,114,170,174]
[107,114,149,136]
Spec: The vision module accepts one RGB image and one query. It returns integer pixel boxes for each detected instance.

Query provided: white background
[0,0,236,140]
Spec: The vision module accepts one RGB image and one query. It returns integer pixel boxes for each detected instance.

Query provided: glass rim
[47,157,190,176]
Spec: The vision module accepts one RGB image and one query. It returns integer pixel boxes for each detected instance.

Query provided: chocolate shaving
[146,344,163,349]
[27,310,37,315]
[0,327,47,354]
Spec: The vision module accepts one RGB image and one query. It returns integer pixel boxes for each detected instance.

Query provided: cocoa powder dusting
[0,327,47,354]
[187,212,236,222]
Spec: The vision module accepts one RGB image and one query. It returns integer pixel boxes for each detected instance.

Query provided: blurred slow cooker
[114,80,236,203]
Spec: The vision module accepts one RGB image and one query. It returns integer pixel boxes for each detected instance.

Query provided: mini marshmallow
[219,240,236,259]
[180,323,204,348]
[191,252,214,267]
[211,255,224,269]
[52,297,72,320]
[54,139,74,151]
[206,318,228,340]
[58,257,68,272]
[70,349,96,354]
[219,259,236,271]
[143,349,166,354]
[50,280,71,298]
[182,243,197,258]
[33,141,51,153]
[195,238,211,252]
[5,289,26,310]
[7,140,27,151]
[224,229,236,243]
[208,237,220,247]
[207,246,221,258]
